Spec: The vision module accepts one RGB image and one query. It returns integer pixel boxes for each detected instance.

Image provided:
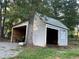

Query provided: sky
[77,0,79,4]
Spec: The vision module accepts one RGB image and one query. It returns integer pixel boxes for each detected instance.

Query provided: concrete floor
[0,42,21,59]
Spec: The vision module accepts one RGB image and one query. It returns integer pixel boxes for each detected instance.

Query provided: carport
[11,13,68,47]
[11,22,28,43]
[12,26,26,42]
[46,28,58,45]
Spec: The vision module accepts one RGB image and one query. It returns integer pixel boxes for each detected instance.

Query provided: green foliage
[1,0,79,38]
[61,0,78,30]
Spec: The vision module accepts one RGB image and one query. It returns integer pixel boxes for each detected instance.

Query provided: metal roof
[13,12,68,29]
[44,16,68,29]
[37,13,68,29]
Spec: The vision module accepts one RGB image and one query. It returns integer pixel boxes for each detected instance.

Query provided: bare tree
[0,0,2,38]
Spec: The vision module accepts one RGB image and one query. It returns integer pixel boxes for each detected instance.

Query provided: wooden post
[11,28,13,42]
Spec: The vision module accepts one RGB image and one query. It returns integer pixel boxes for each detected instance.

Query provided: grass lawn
[11,40,79,59]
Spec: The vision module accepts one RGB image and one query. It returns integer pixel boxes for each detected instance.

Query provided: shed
[11,13,68,47]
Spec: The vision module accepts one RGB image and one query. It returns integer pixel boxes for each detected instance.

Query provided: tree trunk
[0,0,7,38]
[1,20,5,38]
[0,1,2,38]
[26,12,35,46]
[0,18,1,38]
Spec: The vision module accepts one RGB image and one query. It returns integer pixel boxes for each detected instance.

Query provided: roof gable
[13,12,68,29]
[36,13,68,29]
[44,16,68,29]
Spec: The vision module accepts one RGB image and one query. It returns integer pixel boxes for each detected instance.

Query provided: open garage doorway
[12,26,26,42]
[46,28,58,46]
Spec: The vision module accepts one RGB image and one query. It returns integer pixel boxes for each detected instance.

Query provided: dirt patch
[55,56,61,59]
[0,42,21,59]
[75,57,79,59]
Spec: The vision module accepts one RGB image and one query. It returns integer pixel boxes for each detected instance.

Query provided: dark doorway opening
[46,28,58,46]
[13,26,26,42]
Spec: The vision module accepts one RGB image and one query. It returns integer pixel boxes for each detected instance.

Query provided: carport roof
[37,13,68,29]
[13,12,68,29]
[44,17,68,29]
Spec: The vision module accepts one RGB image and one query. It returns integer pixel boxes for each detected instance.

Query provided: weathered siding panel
[33,15,46,47]
[59,29,68,46]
